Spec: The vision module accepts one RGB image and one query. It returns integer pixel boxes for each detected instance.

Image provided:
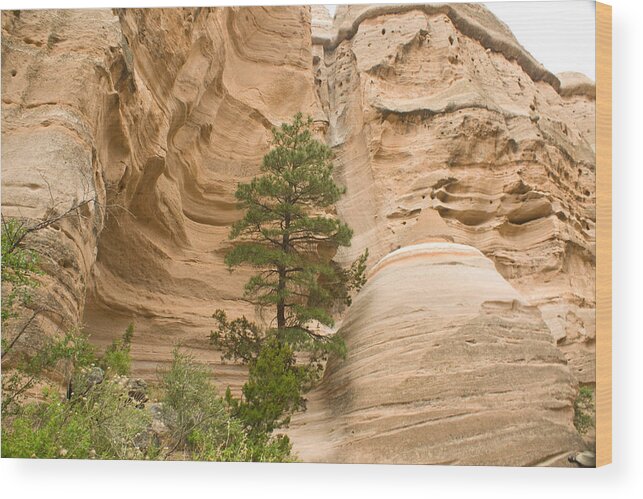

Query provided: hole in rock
[381,28,386,35]
[10,69,17,77]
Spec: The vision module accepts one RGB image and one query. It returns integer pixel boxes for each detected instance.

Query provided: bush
[1,217,41,327]
[2,377,151,460]
[158,348,293,462]
[100,323,135,376]
[574,385,595,434]
[211,310,264,364]
[2,324,151,460]
[2,329,96,416]
[227,337,313,436]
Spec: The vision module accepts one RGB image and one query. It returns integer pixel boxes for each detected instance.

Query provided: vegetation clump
[159,348,292,462]
[100,323,135,376]
[2,372,152,460]
[573,385,595,435]
[1,217,41,327]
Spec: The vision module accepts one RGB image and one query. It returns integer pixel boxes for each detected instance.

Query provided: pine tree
[211,114,367,439]
[218,113,367,355]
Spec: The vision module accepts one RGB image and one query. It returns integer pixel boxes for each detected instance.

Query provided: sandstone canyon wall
[311,4,596,384]
[2,6,321,389]
[2,4,595,465]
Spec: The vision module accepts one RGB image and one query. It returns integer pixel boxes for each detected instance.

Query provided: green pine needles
[211,114,368,445]
[223,113,367,347]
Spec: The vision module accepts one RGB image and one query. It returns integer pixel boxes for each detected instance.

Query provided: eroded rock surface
[312,4,596,383]
[288,243,584,465]
[2,6,321,388]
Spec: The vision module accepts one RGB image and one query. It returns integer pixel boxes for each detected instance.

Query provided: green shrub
[1,217,41,327]
[2,329,96,416]
[227,337,313,436]
[186,423,293,463]
[2,377,150,460]
[100,323,134,376]
[574,385,595,434]
[211,310,264,364]
[159,348,293,462]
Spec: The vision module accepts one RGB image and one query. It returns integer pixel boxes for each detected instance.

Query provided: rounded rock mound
[288,242,585,466]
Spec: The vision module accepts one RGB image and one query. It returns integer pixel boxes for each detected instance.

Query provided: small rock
[126,378,148,407]
[146,402,170,441]
[568,451,596,467]
[86,366,105,386]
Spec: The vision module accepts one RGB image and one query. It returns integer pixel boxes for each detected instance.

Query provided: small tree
[221,113,366,352]
[100,323,135,376]
[211,114,367,438]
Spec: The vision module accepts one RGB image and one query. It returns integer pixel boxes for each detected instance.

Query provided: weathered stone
[311,5,596,384]
[126,378,148,407]
[288,243,585,465]
[1,7,321,390]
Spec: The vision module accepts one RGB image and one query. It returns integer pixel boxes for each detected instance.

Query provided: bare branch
[1,310,40,359]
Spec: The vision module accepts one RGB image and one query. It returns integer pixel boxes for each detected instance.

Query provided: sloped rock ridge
[288,243,584,465]
[2,4,595,465]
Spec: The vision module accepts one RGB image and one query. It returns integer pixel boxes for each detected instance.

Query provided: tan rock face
[2,9,117,344]
[288,243,584,465]
[86,7,320,389]
[312,4,596,383]
[2,4,595,464]
[2,7,320,388]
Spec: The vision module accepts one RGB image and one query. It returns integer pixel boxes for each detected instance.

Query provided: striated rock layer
[2,6,321,388]
[312,3,596,383]
[288,243,584,465]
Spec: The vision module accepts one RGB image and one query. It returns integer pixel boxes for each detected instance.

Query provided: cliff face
[1,4,595,464]
[2,7,321,388]
[288,243,584,465]
[312,4,596,384]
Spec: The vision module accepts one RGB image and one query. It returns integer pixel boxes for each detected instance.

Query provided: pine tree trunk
[277,268,286,330]
[277,211,291,331]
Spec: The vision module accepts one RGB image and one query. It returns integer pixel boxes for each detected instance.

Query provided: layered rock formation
[2,6,321,387]
[288,243,583,465]
[2,4,595,464]
[311,4,596,383]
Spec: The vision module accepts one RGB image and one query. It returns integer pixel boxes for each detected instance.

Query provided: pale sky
[324,2,595,80]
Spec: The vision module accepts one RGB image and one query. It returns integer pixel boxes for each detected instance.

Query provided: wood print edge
[595,0,612,467]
